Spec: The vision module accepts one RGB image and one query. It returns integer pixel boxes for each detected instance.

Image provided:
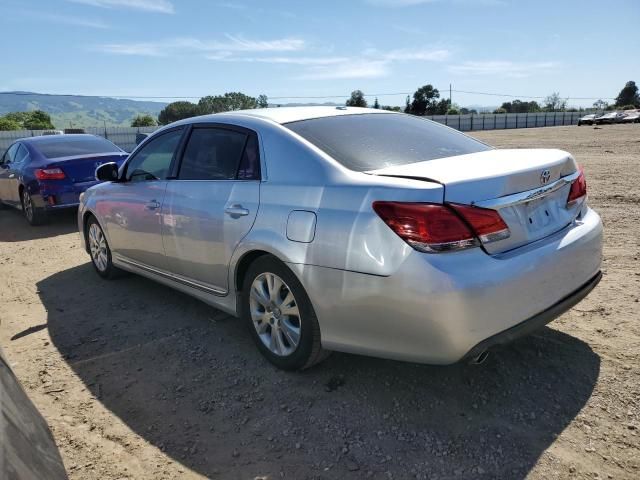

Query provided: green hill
[0,92,167,128]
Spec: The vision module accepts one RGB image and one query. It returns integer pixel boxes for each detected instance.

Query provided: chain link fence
[0,111,585,152]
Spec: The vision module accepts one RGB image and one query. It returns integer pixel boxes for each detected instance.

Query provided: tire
[85,216,120,279]
[21,188,46,226]
[241,255,330,370]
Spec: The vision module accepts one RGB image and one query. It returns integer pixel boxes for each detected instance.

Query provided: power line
[0,90,616,101]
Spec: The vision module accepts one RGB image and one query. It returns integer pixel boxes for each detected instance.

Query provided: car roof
[217,106,394,124]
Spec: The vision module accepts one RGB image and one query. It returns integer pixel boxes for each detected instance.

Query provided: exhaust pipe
[469,350,489,365]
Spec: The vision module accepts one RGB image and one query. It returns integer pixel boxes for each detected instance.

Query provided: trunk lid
[49,152,128,184]
[367,149,582,253]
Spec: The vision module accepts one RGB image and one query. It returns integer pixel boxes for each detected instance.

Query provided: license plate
[525,199,554,232]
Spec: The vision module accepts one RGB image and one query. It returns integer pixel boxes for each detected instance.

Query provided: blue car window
[13,144,30,165]
[2,144,19,164]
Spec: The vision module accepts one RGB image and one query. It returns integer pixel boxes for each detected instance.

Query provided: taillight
[567,167,587,206]
[372,201,510,253]
[35,168,66,180]
[448,203,511,243]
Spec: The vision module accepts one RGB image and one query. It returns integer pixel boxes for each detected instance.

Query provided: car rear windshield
[34,136,121,159]
[284,113,491,172]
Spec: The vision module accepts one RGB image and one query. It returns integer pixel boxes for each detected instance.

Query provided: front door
[102,128,184,270]
[162,126,261,293]
[0,144,20,206]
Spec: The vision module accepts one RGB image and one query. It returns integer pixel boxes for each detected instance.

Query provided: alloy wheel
[22,190,33,222]
[249,272,301,357]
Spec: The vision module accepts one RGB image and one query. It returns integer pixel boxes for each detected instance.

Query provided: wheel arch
[234,250,272,293]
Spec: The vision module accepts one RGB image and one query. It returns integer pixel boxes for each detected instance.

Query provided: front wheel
[21,189,46,225]
[241,255,330,370]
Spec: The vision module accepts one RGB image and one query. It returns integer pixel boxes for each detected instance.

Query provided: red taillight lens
[567,167,587,206]
[372,201,510,253]
[35,168,66,180]
[448,203,511,243]
[372,202,479,252]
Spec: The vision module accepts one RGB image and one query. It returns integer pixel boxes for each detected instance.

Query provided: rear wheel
[241,255,330,370]
[86,216,119,279]
[21,188,46,226]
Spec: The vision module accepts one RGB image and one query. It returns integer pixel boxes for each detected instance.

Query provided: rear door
[101,128,184,270]
[161,125,260,294]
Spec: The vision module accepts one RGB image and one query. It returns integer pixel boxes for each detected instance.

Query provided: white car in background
[620,110,640,123]
[594,112,627,125]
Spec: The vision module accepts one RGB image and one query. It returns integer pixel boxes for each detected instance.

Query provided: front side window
[126,129,183,182]
[285,113,491,172]
[178,128,249,180]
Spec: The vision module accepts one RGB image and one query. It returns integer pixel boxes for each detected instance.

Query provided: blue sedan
[0,134,127,225]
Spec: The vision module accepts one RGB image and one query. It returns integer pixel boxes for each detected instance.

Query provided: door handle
[145,200,161,210]
[225,204,249,218]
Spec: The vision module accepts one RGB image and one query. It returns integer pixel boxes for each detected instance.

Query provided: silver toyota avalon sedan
[79,107,603,370]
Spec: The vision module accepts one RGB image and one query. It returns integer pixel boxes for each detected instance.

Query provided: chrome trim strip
[474,171,580,209]
[113,254,227,296]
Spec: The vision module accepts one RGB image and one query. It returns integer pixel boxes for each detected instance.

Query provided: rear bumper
[462,270,601,361]
[289,206,603,364]
[32,180,98,210]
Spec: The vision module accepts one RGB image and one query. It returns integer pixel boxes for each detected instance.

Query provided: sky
[1,0,639,108]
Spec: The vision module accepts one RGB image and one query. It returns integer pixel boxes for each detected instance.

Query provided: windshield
[284,113,491,172]
[33,136,121,159]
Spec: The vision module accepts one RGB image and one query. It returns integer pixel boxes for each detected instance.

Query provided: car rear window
[33,136,121,159]
[284,113,491,172]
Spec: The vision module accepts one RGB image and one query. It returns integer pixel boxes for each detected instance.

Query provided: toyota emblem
[540,169,551,185]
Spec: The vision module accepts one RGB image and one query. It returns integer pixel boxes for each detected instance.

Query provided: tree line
[1,81,638,131]
[0,110,55,131]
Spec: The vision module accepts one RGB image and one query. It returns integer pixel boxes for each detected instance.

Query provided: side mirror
[95,162,119,182]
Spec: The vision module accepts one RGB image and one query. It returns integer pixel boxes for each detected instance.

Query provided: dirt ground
[0,124,638,480]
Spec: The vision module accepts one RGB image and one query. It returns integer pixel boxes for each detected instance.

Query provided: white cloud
[216,56,350,65]
[26,12,110,29]
[298,60,389,80]
[447,60,557,78]
[366,0,506,6]
[382,48,451,61]
[67,0,174,14]
[95,35,305,56]
[210,46,452,80]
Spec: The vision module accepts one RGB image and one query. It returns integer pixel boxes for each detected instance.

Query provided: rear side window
[13,144,30,165]
[285,113,491,172]
[178,128,249,180]
[2,144,19,164]
[236,134,260,180]
[33,136,121,159]
[126,129,183,182]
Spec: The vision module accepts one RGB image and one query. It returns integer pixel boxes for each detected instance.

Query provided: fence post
[482,115,485,130]
[504,115,507,129]
[516,114,518,128]
[544,112,548,126]
[458,115,461,131]
[494,115,496,129]
[471,114,474,131]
